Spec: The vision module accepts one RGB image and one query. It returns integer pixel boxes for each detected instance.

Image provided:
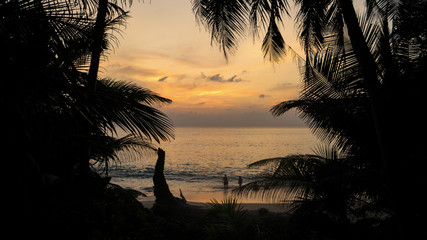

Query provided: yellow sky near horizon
[101,0,306,126]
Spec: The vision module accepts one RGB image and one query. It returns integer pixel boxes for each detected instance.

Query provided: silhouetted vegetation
[194,0,427,239]
[2,0,173,237]
[202,198,289,240]
[3,0,426,239]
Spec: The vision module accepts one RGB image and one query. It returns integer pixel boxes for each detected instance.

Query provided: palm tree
[88,0,110,89]
[2,0,94,179]
[85,0,132,89]
[271,4,427,238]
[192,1,426,238]
[235,145,390,238]
[71,78,174,175]
[2,1,175,237]
[2,0,173,218]
[271,18,381,162]
[64,0,132,90]
[192,0,390,172]
[80,78,174,142]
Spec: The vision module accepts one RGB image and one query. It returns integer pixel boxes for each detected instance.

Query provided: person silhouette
[238,176,243,187]
[223,174,229,188]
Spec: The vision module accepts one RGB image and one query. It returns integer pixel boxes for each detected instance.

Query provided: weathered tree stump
[153,148,182,206]
[152,148,208,219]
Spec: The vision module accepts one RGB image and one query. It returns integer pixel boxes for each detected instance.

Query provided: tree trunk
[88,0,109,90]
[79,0,109,179]
[340,0,388,165]
[340,1,411,238]
[153,148,180,205]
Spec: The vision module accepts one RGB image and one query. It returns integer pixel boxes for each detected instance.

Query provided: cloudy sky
[100,0,307,127]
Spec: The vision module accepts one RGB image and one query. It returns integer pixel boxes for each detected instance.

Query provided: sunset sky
[101,0,307,127]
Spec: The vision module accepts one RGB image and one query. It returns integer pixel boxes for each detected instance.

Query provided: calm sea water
[107,127,321,202]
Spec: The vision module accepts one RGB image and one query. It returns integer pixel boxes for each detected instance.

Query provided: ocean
[106,127,321,203]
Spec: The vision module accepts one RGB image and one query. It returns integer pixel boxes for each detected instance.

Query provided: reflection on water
[108,127,320,203]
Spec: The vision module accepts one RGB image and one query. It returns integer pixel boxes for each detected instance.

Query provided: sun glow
[198,90,222,96]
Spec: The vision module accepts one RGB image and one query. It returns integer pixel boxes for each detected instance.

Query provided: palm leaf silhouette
[91,134,156,175]
[192,0,249,61]
[75,78,175,143]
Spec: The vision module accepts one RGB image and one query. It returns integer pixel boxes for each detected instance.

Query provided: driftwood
[152,149,209,219]
[153,148,185,206]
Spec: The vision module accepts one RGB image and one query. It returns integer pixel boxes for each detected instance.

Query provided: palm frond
[259,0,289,62]
[270,44,366,150]
[365,0,400,21]
[248,0,270,39]
[207,197,245,214]
[248,154,325,176]
[312,144,341,161]
[99,78,172,106]
[0,0,95,69]
[72,78,174,143]
[101,7,129,60]
[192,0,249,61]
[234,145,371,217]
[271,95,374,154]
[269,16,391,152]
[192,0,291,62]
[324,1,345,51]
[270,99,308,117]
[235,154,326,202]
[294,0,330,53]
[262,11,286,62]
[72,0,132,17]
[91,134,157,175]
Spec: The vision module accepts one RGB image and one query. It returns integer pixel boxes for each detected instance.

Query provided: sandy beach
[139,196,291,213]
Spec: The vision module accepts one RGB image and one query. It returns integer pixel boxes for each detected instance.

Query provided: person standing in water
[223,174,229,188]
[238,176,243,187]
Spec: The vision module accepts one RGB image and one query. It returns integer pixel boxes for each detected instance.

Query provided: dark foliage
[193,0,427,239]
[1,0,173,237]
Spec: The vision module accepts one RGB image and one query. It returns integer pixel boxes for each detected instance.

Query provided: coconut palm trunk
[339,0,389,167]
[338,1,410,238]
[79,0,109,177]
[88,0,109,90]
